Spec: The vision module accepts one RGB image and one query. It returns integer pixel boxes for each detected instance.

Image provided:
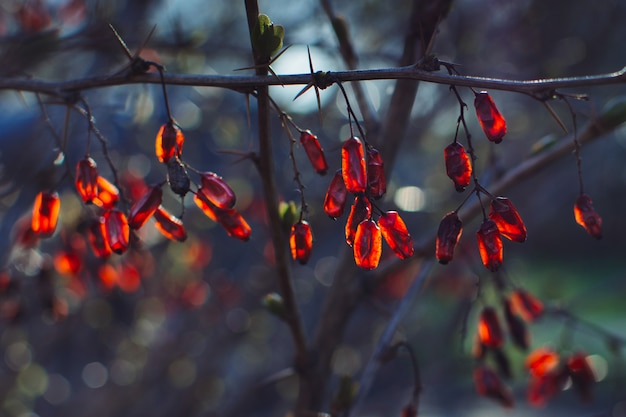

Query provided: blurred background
[0,0,625,416]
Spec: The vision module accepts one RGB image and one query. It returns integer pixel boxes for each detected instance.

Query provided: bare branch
[1,65,624,98]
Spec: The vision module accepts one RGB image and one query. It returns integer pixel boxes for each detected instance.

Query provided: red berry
[92,177,120,210]
[153,206,187,242]
[367,147,386,199]
[290,220,313,264]
[129,186,162,229]
[510,289,544,323]
[341,136,367,194]
[444,142,472,192]
[474,91,506,143]
[435,212,462,264]
[476,219,503,272]
[88,217,112,258]
[478,306,504,348]
[155,121,184,164]
[574,194,602,239]
[473,365,514,407]
[378,211,413,259]
[324,169,348,219]
[345,195,371,247]
[75,157,99,203]
[103,210,130,254]
[199,172,236,209]
[300,130,328,175]
[31,191,60,238]
[489,197,527,242]
[353,219,382,270]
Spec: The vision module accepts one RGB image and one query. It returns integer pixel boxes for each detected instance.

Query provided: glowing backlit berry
[503,297,530,350]
[378,211,413,259]
[574,194,602,239]
[567,352,595,402]
[92,176,120,209]
[345,195,371,247]
[510,289,544,323]
[153,206,187,242]
[290,220,313,265]
[367,147,386,199]
[75,157,99,203]
[199,172,236,209]
[324,169,348,219]
[129,186,163,229]
[474,91,506,143]
[341,136,367,194]
[444,142,472,192]
[435,212,462,264]
[103,209,130,254]
[477,219,503,272]
[155,121,184,164]
[526,347,560,378]
[353,219,382,270]
[473,366,514,407]
[527,368,568,407]
[31,191,60,237]
[300,130,328,175]
[478,306,504,348]
[215,208,252,241]
[88,217,112,258]
[489,197,527,242]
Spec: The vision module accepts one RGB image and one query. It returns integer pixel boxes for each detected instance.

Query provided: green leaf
[252,14,284,62]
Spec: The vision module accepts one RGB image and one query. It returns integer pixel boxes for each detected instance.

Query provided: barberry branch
[1,65,624,99]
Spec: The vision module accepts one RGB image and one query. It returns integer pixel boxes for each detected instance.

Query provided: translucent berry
[92,176,120,209]
[474,91,506,143]
[345,195,371,247]
[503,297,530,350]
[489,197,526,242]
[155,121,184,164]
[103,209,130,254]
[353,219,382,270]
[75,157,99,203]
[473,365,514,407]
[341,136,367,194]
[574,194,602,239]
[367,147,386,199]
[200,172,236,209]
[324,169,348,219]
[300,130,328,175]
[32,191,60,238]
[87,217,112,258]
[435,212,462,264]
[290,220,313,265]
[510,289,544,323]
[129,186,163,229]
[378,211,413,259]
[444,142,472,192]
[153,206,187,242]
[478,306,504,348]
[477,219,503,272]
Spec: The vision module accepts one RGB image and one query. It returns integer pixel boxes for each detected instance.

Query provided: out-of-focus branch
[320,0,379,135]
[299,2,454,414]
